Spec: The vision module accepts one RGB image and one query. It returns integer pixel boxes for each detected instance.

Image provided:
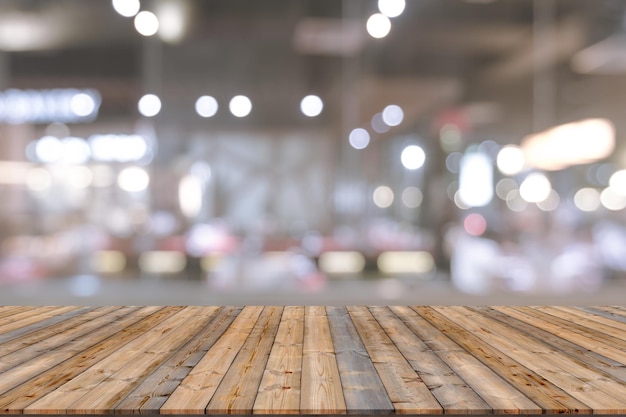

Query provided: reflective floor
[2,274,626,306]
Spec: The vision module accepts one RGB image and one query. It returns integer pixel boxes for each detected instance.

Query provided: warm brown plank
[494,306,626,367]
[0,307,78,336]
[0,306,32,321]
[14,307,178,414]
[0,307,120,370]
[473,306,626,383]
[66,307,222,414]
[253,306,304,414]
[434,306,626,414]
[410,306,592,413]
[0,306,162,404]
[116,306,242,414]
[160,306,263,414]
[326,306,393,414]
[377,307,540,414]
[0,306,96,347]
[206,306,283,414]
[301,306,347,414]
[347,306,442,414]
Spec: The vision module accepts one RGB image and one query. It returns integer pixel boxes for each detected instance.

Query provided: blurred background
[1,0,626,304]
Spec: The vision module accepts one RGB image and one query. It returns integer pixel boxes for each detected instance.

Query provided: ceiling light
[138,94,161,117]
[112,0,140,17]
[134,11,159,37]
[378,0,406,18]
[300,95,324,117]
[195,96,218,118]
[229,95,252,118]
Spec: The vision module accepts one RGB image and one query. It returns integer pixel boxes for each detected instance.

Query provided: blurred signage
[0,88,101,124]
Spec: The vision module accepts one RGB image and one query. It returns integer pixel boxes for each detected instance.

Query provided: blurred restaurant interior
[2,0,626,304]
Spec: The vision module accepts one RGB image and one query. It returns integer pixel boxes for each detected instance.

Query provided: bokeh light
[401,187,423,208]
[373,186,394,208]
[134,11,159,36]
[574,188,601,212]
[400,145,425,170]
[70,92,97,117]
[496,145,525,176]
[382,104,404,126]
[229,95,252,118]
[378,0,406,18]
[138,94,161,117]
[519,172,551,203]
[464,213,487,236]
[112,0,140,17]
[118,167,150,192]
[366,13,391,39]
[600,187,626,211]
[349,128,370,150]
[195,95,218,118]
[300,95,323,117]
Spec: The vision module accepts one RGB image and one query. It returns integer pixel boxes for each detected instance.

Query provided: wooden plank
[493,306,626,368]
[433,306,626,414]
[2,306,172,412]
[0,307,78,336]
[115,306,242,414]
[301,306,347,414]
[207,306,283,414]
[253,306,304,414]
[0,307,119,367]
[347,306,442,414]
[159,306,263,414]
[0,307,46,323]
[533,306,626,343]
[472,306,626,383]
[326,306,393,414]
[26,307,215,414]
[409,306,591,413]
[376,307,539,414]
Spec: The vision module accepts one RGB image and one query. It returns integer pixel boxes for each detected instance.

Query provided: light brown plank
[434,306,626,414]
[301,306,347,414]
[377,307,540,414]
[207,306,283,413]
[253,306,304,414]
[66,307,221,414]
[0,307,78,336]
[115,306,242,414]
[159,306,263,414]
[347,306,442,414]
[410,306,591,413]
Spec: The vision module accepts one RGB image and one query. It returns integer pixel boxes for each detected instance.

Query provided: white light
[401,145,425,170]
[378,0,406,18]
[35,136,63,164]
[179,175,203,218]
[300,95,324,117]
[61,137,91,164]
[574,188,601,212]
[496,178,517,200]
[134,11,159,37]
[195,96,218,118]
[402,187,423,208]
[229,95,252,118]
[601,187,626,211]
[138,94,161,117]
[349,128,370,149]
[382,104,404,126]
[318,251,365,274]
[519,173,551,203]
[497,145,525,176]
[118,167,150,192]
[459,152,493,207]
[505,190,528,212]
[366,13,391,39]
[373,185,394,208]
[522,118,615,171]
[70,93,96,117]
[377,251,434,275]
[112,0,140,17]
[139,251,186,274]
[89,134,148,163]
[26,167,52,191]
[156,1,187,43]
[537,190,560,212]
[609,169,626,195]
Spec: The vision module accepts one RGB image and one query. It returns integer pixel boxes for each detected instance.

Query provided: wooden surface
[1,307,626,414]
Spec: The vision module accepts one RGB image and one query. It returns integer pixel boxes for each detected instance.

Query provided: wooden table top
[1,306,626,415]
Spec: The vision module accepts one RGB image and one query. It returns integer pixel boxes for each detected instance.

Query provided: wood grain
[0,306,625,415]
